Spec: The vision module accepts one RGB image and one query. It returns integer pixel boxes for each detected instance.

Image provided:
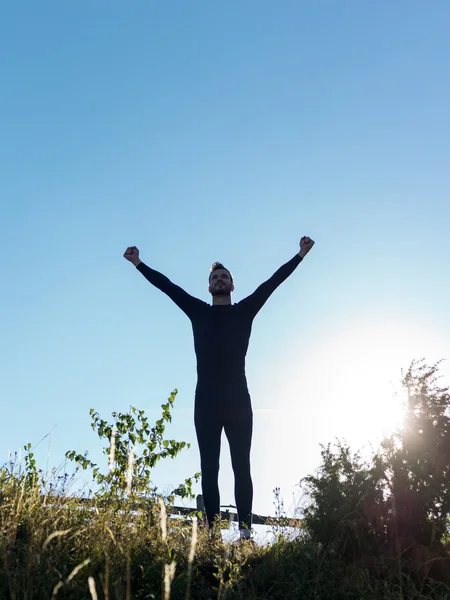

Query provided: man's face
[209,269,234,296]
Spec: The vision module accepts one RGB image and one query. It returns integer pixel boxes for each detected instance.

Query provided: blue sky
[2,1,450,530]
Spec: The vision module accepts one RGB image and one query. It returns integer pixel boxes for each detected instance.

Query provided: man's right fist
[123,246,141,266]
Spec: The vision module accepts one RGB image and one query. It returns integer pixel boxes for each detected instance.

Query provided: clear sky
[2,1,450,528]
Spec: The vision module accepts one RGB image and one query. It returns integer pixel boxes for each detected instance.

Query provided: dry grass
[1,468,450,599]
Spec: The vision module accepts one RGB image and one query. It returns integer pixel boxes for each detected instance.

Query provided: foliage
[381,359,450,545]
[299,359,450,587]
[2,363,450,598]
[300,440,387,559]
[0,466,449,599]
[65,389,201,504]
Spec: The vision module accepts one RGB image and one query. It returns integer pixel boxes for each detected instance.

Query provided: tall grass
[3,362,450,598]
[1,467,449,600]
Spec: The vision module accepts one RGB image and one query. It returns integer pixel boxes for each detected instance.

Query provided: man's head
[208,262,234,297]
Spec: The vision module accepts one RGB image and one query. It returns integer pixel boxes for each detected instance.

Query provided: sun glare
[323,335,407,444]
[251,315,448,516]
[301,317,447,451]
[268,316,448,458]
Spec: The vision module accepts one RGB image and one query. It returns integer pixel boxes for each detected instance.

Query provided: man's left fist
[299,236,315,257]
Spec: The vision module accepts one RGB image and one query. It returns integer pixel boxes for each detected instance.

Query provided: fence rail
[191,495,303,528]
[42,493,303,528]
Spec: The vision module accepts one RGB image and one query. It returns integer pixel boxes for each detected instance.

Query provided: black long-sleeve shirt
[136,254,303,385]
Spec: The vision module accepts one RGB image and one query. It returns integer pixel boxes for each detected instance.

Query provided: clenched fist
[299,236,315,258]
[123,246,141,267]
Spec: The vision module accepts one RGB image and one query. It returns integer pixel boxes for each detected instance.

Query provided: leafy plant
[298,359,450,586]
[65,389,201,503]
[380,359,450,546]
[23,443,40,488]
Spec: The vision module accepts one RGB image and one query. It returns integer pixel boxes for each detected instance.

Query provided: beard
[211,286,231,297]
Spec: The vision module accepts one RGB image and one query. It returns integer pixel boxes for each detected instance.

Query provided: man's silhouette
[124,236,315,539]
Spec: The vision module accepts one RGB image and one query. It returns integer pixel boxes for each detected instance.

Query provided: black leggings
[194,387,253,529]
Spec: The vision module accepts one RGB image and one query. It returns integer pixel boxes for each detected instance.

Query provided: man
[123,236,315,539]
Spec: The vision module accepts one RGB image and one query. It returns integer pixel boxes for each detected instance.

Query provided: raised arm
[123,246,202,318]
[239,236,315,319]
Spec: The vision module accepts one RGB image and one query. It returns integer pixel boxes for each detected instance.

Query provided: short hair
[209,262,234,285]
